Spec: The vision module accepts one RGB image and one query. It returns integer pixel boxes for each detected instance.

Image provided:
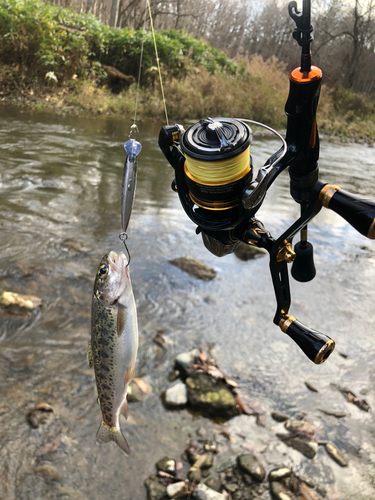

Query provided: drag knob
[279,315,335,364]
[319,184,375,239]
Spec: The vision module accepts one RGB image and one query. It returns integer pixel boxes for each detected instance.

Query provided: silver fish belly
[121,139,142,233]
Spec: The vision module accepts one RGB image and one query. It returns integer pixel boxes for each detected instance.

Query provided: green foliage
[0,0,236,89]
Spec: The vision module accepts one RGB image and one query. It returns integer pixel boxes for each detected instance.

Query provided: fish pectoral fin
[124,364,136,386]
[96,421,131,456]
[116,304,127,337]
[87,341,94,368]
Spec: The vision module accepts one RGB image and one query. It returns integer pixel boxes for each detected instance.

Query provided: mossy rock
[185,373,238,419]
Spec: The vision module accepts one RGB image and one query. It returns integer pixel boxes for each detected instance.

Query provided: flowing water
[0,106,374,499]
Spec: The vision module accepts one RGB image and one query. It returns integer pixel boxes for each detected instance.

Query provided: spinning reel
[159,0,375,364]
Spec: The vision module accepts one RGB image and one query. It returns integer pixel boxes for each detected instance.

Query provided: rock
[299,482,322,500]
[166,481,186,498]
[26,403,54,428]
[34,464,60,482]
[175,349,200,371]
[61,239,90,253]
[270,482,299,500]
[167,370,180,382]
[169,257,217,281]
[163,382,188,408]
[281,436,318,459]
[304,381,319,393]
[186,373,238,419]
[153,331,172,349]
[194,483,226,500]
[0,291,42,315]
[236,453,266,482]
[318,408,346,418]
[268,467,291,481]
[224,483,238,493]
[156,457,176,475]
[285,420,315,440]
[205,477,222,492]
[234,243,266,261]
[128,377,153,402]
[324,442,349,467]
[271,411,289,422]
[188,467,202,484]
[144,475,168,500]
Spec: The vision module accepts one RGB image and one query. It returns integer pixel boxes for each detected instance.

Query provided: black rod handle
[279,314,335,364]
[319,184,375,239]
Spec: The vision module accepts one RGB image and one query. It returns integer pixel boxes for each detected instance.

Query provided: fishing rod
[158,0,375,364]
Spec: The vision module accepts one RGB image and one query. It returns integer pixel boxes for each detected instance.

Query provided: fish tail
[96,420,131,456]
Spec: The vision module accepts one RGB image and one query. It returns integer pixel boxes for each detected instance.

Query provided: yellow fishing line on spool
[184,147,251,185]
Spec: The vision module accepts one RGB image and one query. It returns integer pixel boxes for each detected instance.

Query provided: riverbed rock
[168,370,180,382]
[271,411,289,422]
[34,464,60,482]
[144,475,168,500]
[285,420,315,440]
[270,481,299,500]
[234,243,267,261]
[185,373,238,418]
[0,291,42,315]
[128,377,153,402]
[304,381,319,393]
[318,408,346,418]
[26,403,55,428]
[156,457,176,475]
[166,481,186,498]
[280,436,318,459]
[205,477,222,492]
[163,382,188,408]
[175,349,200,372]
[169,257,217,281]
[236,453,266,482]
[268,467,291,481]
[324,442,348,467]
[193,483,225,500]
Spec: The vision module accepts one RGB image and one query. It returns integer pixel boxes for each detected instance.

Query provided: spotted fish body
[89,251,138,455]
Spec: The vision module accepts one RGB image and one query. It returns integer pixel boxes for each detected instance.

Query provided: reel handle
[319,184,375,239]
[279,314,335,364]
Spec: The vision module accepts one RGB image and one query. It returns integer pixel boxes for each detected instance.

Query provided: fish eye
[99,264,108,276]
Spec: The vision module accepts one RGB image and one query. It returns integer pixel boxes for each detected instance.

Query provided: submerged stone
[185,373,238,419]
[270,482,299,500]
[271,411,289,422]
[156,457,176,475]
[169,257,217,281]
[237,453,266,482]
[268,467,291,481]
[281,436,318,459]
[144,475,168,500]
[324,442,349,467]
[163,382,188,407]
[194,483,225,500]
[234,243,266,261]
[175,349,200,371]
[34,464,60,482]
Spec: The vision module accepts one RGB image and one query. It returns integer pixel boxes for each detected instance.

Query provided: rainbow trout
[88,251,138,455]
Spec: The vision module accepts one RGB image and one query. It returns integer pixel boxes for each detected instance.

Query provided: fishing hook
[119,232,131,266]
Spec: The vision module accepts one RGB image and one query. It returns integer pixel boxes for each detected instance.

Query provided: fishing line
[146,0,169,125]
[131,0,147,133]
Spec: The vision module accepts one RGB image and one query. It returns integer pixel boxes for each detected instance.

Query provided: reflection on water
[0,106,375,499]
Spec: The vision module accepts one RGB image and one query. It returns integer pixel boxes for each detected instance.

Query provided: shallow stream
[0,107,374,499]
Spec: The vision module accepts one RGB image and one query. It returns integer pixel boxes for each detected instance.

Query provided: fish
[88,250,138,455]
[121,139,142,233]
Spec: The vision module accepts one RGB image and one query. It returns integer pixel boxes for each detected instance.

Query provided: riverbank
[1,0,375,143]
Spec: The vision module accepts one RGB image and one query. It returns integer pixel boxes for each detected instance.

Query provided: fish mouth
[107,251,128,273]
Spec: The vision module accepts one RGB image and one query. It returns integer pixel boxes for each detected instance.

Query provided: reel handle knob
[279,314,335,364]
[319,184,375,239]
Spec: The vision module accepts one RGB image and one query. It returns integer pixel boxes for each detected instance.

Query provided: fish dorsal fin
[117,304,127,337]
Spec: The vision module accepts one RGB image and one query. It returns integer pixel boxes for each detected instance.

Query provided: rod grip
[279,315,335,364]
[319,184,375,239]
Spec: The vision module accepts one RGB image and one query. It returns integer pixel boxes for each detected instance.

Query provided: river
[0,106,374,499]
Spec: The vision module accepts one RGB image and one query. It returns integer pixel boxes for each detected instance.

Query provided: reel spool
[180,117,253,216]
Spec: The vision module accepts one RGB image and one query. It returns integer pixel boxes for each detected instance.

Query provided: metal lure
[121,139,142,233]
